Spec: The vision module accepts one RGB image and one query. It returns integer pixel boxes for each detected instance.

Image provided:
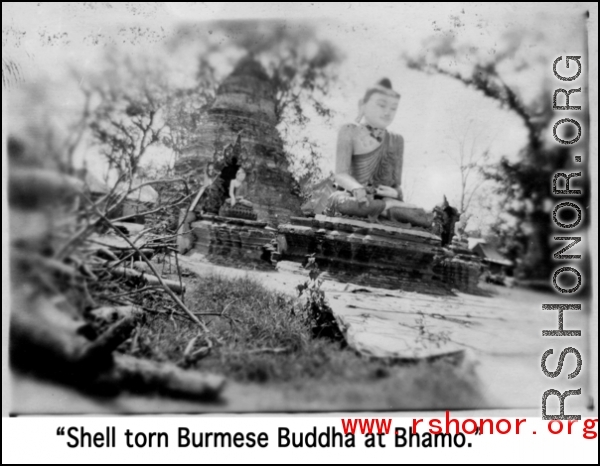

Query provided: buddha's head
[235,167,247,182]
[205,161,216,178]
[357,78,401,129]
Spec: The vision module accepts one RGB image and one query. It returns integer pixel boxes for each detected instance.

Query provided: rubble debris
[10,290,225,400]
[8,161,223,402]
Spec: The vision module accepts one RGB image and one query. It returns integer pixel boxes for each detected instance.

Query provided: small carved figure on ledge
[219,167,258,220]
[227,167,252,208]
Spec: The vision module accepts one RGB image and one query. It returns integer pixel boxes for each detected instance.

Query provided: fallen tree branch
[109,286,166,298]
[174,246,184,302]
[56,177,189,260]
[54,176,133,260]
[131,227,154,245]
[88,239,155,259]
[108,266,185,294]
[107,354,225,400]
[96,296,193,323]
[103,251,138,271]
[80,316,137,363]
[82,194,209,333]
[111,193,193,224]
[179,336,213,366]
[88,246,120,261]
[223,347,290,356]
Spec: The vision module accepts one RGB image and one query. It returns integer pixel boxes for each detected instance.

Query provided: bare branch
[81,193,209,332]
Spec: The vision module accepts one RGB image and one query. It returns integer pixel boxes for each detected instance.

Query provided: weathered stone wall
[190,216,275,265]
[277,216,482,295]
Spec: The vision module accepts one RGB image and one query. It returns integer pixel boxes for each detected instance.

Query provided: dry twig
[82,193,209,333]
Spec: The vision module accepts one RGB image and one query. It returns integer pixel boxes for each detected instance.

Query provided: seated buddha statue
[323,78,460,245]
[219,167,257,220]
[227,167,252,207]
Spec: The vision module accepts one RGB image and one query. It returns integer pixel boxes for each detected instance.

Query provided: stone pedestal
[276,215,482,295]
[190,214,275,264]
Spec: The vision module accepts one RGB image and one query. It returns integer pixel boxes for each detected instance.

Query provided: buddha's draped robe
[336,128,405,194]
[301,126,405,217]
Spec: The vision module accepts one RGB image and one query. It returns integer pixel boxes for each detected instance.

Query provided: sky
[3,2,593,233]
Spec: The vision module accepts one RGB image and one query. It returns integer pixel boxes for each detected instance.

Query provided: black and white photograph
[2,1,596,428]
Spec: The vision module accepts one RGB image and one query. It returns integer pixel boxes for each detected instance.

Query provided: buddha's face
[236,169,246,182]
[361,92,400,129]
[206,163,216,178]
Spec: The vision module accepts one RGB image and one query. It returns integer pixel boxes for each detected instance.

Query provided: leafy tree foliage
[405,29,589,279]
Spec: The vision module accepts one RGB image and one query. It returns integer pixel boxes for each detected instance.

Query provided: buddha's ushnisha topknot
[362,78,400,103]
[378,78,393,89]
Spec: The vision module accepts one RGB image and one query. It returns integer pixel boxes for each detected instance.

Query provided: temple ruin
[175,57,482,294]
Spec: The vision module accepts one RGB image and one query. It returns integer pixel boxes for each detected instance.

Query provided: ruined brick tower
[174,56,302,227]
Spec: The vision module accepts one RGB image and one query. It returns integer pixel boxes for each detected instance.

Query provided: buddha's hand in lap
[351,187,369,205]
[375,185,399,199]
[383,198,420,210]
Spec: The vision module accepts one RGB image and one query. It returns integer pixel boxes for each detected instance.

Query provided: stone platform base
[190,214,276,264]
[275,215,482,295]
[218,203,258,220]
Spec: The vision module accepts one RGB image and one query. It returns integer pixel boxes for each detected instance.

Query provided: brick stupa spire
[175,56,302,227]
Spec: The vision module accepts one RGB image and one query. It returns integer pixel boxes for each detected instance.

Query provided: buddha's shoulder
[336,123,362,145]
[338,122,361,134]
[386,131,404,144]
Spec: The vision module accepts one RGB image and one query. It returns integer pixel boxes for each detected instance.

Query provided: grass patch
[121,275,487,409]
[123,272,487,408]
[128,273,385,383]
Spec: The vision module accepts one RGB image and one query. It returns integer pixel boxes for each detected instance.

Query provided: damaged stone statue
[227,167,252,208]
[308,78,460,246]
[218,166,257,220]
